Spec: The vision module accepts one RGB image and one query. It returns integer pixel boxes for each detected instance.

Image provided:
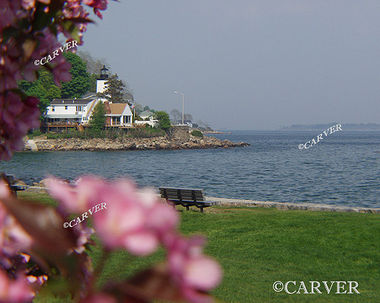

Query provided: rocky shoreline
[24,135,249,152]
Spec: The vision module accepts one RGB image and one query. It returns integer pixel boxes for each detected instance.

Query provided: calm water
[1,131,380,208]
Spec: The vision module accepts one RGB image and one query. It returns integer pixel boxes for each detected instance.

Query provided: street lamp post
[174,91,185,125]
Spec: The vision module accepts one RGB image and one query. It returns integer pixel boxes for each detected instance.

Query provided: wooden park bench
[0,174,27,196]
[159,187,216,213]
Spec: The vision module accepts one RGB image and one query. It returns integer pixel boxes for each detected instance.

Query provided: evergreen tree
[61,52,90,98]
[19,69,61,117]
[97,74,132,104]
[89,102,106,131]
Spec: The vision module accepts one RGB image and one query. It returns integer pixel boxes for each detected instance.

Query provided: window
[112,117,120,125]
[76,106,82,111]
[123,116,131,124]
[65,106,68,110]
[52,106,55,112]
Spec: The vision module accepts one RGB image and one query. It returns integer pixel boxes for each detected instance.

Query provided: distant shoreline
[281,123,380,131]
[280,129,380,132]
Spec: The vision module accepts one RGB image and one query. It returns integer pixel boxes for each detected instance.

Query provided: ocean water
[1,130,380,208]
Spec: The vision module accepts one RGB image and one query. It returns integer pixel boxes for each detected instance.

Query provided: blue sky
[81,0,380,130]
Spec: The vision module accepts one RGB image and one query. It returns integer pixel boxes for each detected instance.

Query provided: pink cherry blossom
[184,256,222,291]
[52,57,72,85]
[83,0,108,19]
[0,93,40,160]
[21,0,35,10]
[46,176,180,256]
[0,181,33,254]
[21,0,51,10]
[46,176,105,214]
[0,270,34,303]
[0,1,22,32]
[165,234,222,303]
[91,179,162,255]
[0,54,22,93]
[46,177,83,213]
[146,200,180,235]
[74,225,94,254]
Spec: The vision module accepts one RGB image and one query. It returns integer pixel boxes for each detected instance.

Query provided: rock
[32,178,48,187]
[15,179,27,186]
[21,133,249,152]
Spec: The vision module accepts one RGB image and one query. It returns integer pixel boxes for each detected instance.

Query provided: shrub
[28,129,42,138]
[154,111,171,130]
[46,129,120,139]
[191,130,203,138]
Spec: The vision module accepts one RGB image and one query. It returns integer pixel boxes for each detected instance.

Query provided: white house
[134,120,158,127]
[135,110,158,127]
[105,103,133,127]
[45,98,99,124]
[140,110,154,120]
[45,67,135,127]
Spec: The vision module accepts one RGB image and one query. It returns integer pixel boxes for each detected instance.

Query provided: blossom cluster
[47,176,222,302]
[0,0,109,160]
[0,176,222,302]
[0,180,39,302]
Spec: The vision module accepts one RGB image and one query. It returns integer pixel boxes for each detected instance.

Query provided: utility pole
[174,91,185,125]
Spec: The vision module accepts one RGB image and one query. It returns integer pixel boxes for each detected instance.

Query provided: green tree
[18,52,91,118]
[89,102,106,131]
[19,69,61,117]
[61,52,90,98]
[97,74,132,103]
[154,111,171,130]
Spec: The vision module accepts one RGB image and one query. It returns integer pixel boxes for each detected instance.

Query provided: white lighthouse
[96,65,109,94]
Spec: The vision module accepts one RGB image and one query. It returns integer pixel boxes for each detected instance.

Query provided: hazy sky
[81,0,380,130]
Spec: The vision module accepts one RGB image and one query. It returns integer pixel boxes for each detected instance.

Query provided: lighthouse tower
[96,65,109,94]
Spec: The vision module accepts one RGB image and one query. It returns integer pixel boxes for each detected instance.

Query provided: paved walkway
[22,187,380,214]
[207,196,380,214]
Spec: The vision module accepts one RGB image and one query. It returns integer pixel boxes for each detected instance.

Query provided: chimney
[104,101,111,114]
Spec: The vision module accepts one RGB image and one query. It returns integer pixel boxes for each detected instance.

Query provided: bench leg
[166,199,175,209]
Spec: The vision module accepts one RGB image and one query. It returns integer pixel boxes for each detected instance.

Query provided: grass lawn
[19,192,380,303]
